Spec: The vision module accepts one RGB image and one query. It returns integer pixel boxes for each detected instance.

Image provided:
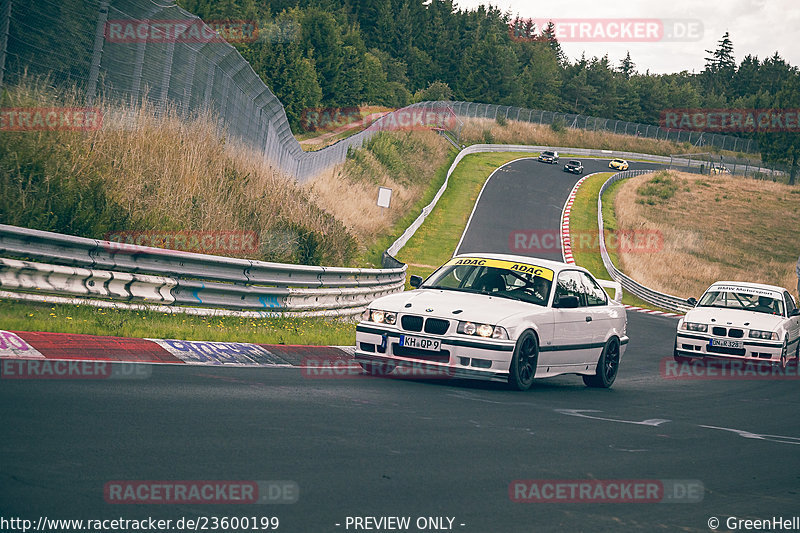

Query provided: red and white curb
[559,175,683,319]
[0,329,353,366]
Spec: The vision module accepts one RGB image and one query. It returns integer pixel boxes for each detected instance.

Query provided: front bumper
[675,332,783,364]
[355,323,516,382]
[564,167,582,174]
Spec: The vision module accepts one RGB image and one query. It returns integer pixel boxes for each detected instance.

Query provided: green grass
[568,172,670,310]
[0,298,357,345]
[396,152,539,281]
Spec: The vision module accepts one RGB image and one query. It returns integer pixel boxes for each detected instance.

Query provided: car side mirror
[409,275,423,288]
[687,297,698,307]
[554,295,580,309]
[791,308,800,317]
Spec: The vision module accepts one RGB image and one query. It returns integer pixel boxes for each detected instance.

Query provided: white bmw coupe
[675,281,800,368]
[355,253,628,390]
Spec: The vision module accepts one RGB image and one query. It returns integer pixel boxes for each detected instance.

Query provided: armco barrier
[0,224,405,316]
[597,170,692,313]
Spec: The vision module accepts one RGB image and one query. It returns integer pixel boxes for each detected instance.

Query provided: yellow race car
[609,158,629,171]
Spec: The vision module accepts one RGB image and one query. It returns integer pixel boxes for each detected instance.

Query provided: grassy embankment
[612,170,800,298]
[566,172,667,309]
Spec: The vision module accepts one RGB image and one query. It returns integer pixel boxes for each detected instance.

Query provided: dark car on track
[538,150,559,164]
[563,160,584,174]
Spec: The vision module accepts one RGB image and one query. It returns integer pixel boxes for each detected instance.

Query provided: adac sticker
[446,257,554,281]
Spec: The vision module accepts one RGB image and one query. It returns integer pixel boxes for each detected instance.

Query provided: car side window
[555,271,587,306]
[579,272,608,306]
[784,291,797,315]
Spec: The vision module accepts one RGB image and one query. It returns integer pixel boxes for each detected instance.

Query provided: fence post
[158,40,176,113]
[85,0,110,105]
[0,0,11,91]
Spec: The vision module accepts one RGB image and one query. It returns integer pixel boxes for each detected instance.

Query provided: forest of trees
[177,0,800,178]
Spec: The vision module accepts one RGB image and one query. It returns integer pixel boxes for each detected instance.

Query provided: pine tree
[619,51,636,79]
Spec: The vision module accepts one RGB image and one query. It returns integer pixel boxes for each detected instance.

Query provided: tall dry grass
[460,118,749,159]
[613,170,800,297]
[306,130,451,247]
[0,79,357,265]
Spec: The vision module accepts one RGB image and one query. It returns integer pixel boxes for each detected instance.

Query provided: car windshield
[569,160,580,165]
[698,288,785,316]
[422,258,554,306]
[542,151,554,156]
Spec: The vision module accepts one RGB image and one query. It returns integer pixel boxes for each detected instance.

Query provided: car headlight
[458,321,508,339]
[364,309,397,325]
[681,322,708,332]
[749,329,778,340]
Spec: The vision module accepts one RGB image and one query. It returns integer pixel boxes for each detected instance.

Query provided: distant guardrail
[597,170,692,313]
[0,224,405,317]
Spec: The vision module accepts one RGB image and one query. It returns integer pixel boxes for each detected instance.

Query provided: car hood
[684,307,784,331]
[369,289,548,324]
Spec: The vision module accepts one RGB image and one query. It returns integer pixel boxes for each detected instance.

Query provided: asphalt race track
[3,157,799,533]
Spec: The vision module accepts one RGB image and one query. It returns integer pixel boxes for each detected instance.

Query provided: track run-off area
[3,157,799,533]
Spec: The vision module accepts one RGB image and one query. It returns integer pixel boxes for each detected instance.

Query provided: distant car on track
[609,158,629,171]
[355,253,628,390]
[563,160,584,174]
[710,164,731,174]
[538,150,559,164]
[675,281,800,368]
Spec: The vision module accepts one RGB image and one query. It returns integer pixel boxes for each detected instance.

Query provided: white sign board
[377,187,392,208]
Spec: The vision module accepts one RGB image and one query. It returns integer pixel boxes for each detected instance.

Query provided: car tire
[508,331,538,391]
[584,337,620,388]
[360,362,394,377]
[780,337,788,370]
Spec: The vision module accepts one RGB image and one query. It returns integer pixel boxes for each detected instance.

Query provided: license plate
[710,338,743,349]
[400,335,441,352]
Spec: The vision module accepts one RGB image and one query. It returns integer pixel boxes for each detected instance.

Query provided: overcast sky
[456,0,800,74]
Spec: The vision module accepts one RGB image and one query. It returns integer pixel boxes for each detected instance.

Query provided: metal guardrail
[0,224,405,316]
[597,170,692,313]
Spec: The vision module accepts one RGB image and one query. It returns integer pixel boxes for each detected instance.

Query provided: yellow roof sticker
[446,257,554,281]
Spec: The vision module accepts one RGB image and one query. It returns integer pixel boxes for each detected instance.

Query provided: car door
[546,270,595,367]
[578,271,613,365]
[783,291,800,350]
